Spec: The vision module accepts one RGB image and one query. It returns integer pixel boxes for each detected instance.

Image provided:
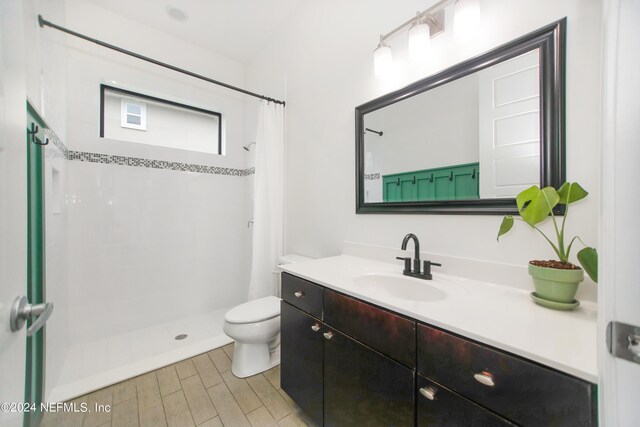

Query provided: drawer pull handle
[294,291,305,298]
[473,372,495,387]
[311,324,321,332]
[323,331,334,340]
[419,387,436,401]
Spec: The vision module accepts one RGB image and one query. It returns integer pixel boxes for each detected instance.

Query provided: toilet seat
[225,296,281,324]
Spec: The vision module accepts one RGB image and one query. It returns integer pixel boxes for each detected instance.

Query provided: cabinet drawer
[418,324,597,427]
[281,273,323,318]
[417,375,515,427]
[324,289,415,368]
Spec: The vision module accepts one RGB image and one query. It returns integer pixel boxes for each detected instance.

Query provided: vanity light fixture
[373,0,482,79]
[453,0,482,41]
[373,35,393,80]
[408,12,431,64]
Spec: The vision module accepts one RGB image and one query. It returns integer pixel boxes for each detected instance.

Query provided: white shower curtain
[248,101,285,299]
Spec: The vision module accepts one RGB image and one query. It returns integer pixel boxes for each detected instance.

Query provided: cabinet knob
[311,324,321,332]
[323,331,334,340]
[294,291,304,298]
[473,371,495,387]
[419,387,437,401]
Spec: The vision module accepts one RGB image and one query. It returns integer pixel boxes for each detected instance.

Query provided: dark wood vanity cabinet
[280,272,597,427]
[281,273,414,427]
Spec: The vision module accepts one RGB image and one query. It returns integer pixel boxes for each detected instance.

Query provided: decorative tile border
[364,172,381,181]
[42,128,254,177]
[68,151,254,176]
[44,128,69,159]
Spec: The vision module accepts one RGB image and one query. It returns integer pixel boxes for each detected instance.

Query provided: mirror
[356,19,566,214]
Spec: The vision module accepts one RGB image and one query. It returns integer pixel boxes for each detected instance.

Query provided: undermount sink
[354,273,447,302]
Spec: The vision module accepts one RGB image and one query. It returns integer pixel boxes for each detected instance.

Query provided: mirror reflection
[363,49,541,203]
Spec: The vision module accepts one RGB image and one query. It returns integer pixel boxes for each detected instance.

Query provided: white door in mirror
[478,49,540,198]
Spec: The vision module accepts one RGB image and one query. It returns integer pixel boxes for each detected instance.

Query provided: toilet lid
[225,296,281,324]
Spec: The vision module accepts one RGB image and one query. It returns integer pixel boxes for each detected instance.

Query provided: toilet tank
[276,254,313,297]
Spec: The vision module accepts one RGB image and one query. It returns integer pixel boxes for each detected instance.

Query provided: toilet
[223,254,312,378]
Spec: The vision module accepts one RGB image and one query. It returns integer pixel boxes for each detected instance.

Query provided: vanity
[280,255,597,426]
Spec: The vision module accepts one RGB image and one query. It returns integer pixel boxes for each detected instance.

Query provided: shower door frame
[25,102,46,427]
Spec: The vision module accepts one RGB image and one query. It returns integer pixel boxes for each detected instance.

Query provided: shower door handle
[10,295,54,336]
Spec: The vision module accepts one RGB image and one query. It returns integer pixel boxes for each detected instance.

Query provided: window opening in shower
[100,84,223,155]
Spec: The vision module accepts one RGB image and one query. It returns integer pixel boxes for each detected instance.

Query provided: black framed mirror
[356,18,565,215]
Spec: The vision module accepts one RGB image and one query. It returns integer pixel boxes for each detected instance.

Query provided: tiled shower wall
[66,159,253,342]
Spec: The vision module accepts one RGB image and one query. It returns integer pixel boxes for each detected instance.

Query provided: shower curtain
[248,101,285,299]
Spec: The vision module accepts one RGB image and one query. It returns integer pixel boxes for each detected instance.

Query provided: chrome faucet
[396,233,441,280]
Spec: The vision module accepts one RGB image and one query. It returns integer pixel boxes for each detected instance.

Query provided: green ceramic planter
[528,263,584,303]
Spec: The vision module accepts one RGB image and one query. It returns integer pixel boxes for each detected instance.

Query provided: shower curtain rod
[38,15,286,106]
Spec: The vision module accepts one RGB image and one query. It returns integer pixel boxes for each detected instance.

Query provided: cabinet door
[383,173,418,202]
[417,376,515,427]
[415,171,434,201]
[383,176,401,202]
[432,169,452,200]
[399,174,418,201]
[281,302,324,426]
[324,327,414,427]
[451,165,479,199]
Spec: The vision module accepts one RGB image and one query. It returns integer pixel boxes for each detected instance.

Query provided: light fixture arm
[379,0,454,44]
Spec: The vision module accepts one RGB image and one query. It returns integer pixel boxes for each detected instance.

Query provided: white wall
[63,0,256,343]
[246,0,602,297]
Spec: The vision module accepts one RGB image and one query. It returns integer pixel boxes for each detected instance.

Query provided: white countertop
[281,254,598,383]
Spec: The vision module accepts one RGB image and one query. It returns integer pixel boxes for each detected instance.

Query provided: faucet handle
[424,260,442,269]
[396,256,412,274]
[422,260,442,280]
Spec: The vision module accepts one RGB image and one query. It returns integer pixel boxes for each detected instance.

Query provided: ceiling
[82,0,303,63]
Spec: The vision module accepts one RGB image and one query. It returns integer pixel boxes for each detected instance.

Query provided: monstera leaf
[577,247,598,282]
[516,186,559,227]
[557,182,588,205]
[496,216,514,241]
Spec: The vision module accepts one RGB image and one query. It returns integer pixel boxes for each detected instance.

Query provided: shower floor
[48,306,234,403]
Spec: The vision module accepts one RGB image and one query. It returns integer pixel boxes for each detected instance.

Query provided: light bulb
[408,20,430,64]
[373,37,393,80]
[453,0,482,41]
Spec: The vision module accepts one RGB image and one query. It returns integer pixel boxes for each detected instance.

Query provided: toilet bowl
[223,254,313,378]
[223,296,281,378]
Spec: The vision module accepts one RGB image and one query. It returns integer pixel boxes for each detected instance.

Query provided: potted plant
[497,182,598,310]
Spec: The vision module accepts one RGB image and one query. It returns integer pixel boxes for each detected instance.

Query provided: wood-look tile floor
[41,343,316,427]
